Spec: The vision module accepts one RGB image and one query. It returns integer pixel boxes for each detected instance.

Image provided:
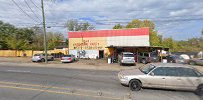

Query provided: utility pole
[41,0,48,63]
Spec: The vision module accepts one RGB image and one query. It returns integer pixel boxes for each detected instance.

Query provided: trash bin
[108,58,111,64]
[22,53,26,57]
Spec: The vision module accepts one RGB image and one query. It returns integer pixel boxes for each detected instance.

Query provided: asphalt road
[0,64,202,100]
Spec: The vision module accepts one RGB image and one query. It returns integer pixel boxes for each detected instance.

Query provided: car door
[200,59,203,65]
[47,54,51,60]
[176,67,202,90]
[164,67,182,90]
[196,59,203,65]
[144,67,166,88]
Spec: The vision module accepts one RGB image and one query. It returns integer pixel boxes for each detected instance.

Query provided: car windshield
[34,54,41,56]
[194,69,203,77]
[139,64,156,74]
[123,54,134,57]
[150,52,158,57]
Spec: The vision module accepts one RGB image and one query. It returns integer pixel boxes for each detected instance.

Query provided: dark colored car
[188,58,203,66]
[167,55,189,64]
[137,52,159,64]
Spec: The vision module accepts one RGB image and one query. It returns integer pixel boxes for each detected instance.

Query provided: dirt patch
[0,57,140,71]
[75,59,108,65]
[0,57,113,66]
[0,57,32,63]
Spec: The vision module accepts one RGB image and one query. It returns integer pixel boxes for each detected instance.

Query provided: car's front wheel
[141,59,147,64]
[41,58,45,62]
[189,61,196,65]
[196,84,203,96]
[51,57,54,61]
[120,63,123,66]
[129,80,142,91]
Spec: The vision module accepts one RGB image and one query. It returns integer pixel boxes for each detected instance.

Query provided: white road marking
[6,70,31,73]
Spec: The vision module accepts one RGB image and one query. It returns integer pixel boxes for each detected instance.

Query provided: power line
[29,0,41,11]
[11,17,203,27]
[95,15,203,21]
[3,15,203,28]
[42,17,203,27]
[11,0,39,23]
[24,0,41,22]
[43,14,203,24]
[4,6,203,14]
[94,17,203,24]
[44,0,57,25]
[45,8,194,13]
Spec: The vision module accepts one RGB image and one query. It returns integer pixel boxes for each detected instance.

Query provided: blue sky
[0,0,203,40]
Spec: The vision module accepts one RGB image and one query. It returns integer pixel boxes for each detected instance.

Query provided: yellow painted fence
[0,48,68,57]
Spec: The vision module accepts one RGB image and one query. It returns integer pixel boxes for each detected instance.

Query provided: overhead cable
[11,0,39,23]
[24,0,41,22]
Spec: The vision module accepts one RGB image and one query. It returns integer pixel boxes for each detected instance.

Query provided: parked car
[189,58,203,66]
[137,52,159,64]
[118,52,135,66]
[118,63,203,95]
[32,53,54,62]
[167,55,190,64]
[61,54,76,63]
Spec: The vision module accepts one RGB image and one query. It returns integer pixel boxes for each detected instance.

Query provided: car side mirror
[150,72,155,76]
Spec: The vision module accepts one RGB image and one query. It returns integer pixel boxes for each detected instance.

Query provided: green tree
[4,28,34,50]
[5,35,29,50]
[176,38,203,52]
[0,21,16,49]
[66,19,95,31]
[47,32,64,50]
[30,26,44,50]
[113,24,123,29]
[65,39,68,47]
[0,21,66,50]
[126,19,144,28]
[162,37,178,52]
[0,21,34,50]
[30,27,64,50]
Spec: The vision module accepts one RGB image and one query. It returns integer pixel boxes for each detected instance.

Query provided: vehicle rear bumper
[61,60,72,63]
[32,58,41,62]
[121,60,135,64]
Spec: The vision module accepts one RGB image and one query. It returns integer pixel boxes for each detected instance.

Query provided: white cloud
[0,0,203,40]
[169,9,189,16]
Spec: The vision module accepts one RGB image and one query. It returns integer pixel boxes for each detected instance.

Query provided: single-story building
[68,27,168,60]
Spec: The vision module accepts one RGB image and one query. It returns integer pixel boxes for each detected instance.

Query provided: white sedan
[61,54,76,63]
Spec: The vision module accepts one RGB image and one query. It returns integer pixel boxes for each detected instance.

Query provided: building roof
[68,27,149,38]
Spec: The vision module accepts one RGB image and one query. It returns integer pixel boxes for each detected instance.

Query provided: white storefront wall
[69,50,99,59]
[107,36,149,47]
